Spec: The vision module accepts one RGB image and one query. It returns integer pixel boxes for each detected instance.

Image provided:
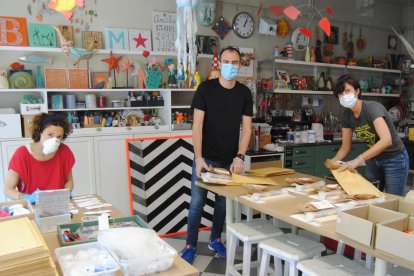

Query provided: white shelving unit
[273,89,333,95]
[0,44,200,136]
[259,59,402,98]
[273,59,401,74]
[0,45,213,58]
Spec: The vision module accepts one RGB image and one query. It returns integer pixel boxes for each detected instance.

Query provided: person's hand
[23,189,39,204]
[337,155,365,173]
[195,158,211,178]
[324,158,343,170]
[230,157,244,174]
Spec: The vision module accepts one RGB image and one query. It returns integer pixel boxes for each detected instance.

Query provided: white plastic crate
[109,235,177,275]
[54,242,120,276]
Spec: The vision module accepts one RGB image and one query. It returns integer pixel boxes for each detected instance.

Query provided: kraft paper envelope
[232,173,279,185]
[331,170,385,198]
[247,167,295,177]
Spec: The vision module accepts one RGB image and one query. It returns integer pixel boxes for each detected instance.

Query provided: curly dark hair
[334,74,362,98]
[31,113,73,142]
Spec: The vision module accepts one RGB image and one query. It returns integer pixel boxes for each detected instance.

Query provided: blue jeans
[365,149,409,196]
[186,158,228,247]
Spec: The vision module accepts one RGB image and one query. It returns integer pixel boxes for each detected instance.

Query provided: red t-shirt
[8,144,75,194]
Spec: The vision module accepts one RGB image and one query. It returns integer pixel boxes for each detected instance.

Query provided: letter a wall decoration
[0,16,28,46]
[104,28,128,50]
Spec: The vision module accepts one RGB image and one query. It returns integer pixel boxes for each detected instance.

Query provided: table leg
[374,258,387,276]
[226,198,234,275]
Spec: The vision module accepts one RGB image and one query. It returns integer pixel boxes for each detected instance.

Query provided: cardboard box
[374,198,414,215]
[376,216,414,262]
[336,205,407,247]
[0,199,35,221]
[0,114,22,138]
[22,115,35,138]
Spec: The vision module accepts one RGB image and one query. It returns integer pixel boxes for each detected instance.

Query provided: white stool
[387,264,414,275]
[297,254,374,276]
[226,219,284,276]
[258,233,326,276]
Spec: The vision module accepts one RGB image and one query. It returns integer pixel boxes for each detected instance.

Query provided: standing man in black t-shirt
[181,46,253,264]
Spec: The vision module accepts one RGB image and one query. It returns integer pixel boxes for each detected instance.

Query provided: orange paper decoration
[101,51,123,73]
[0,16,28,46]
[326,6,334,15]
[269,5,285,16]
[276,18,291,38]
[319,17,331,37]
[299,27,313,38]
[283,5,302,20]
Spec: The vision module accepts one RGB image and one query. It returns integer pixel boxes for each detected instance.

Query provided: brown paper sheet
[247,167,295,177]
[232,173,279,185]
[331,170,385,198]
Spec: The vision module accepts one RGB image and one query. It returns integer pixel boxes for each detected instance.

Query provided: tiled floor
[162,226,294,275]
[163,230,228,275]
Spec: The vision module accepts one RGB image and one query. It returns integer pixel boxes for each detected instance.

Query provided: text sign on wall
[152,11,176,52]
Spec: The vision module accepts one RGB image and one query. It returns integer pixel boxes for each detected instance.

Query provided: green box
[57,215,149,246]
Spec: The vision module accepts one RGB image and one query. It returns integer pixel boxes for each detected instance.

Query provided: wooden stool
[226,219,284,276]
[258,233,326,276]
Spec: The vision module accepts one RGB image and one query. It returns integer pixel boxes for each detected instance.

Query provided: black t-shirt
[191,78,253,164]
[341,100,404,159]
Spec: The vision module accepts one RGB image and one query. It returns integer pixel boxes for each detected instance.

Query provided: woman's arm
[334,128,353,161]
[359,117,392,161]
[64,171,74,191]
[4,169,22,200]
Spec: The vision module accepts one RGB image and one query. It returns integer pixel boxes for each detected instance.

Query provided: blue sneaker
[182,244,197,264]
[208,238,226,258]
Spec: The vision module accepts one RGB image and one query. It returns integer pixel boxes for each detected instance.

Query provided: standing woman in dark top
[328,74,409,196]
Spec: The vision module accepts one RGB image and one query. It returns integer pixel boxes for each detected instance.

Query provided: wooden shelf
[0,46,213,58]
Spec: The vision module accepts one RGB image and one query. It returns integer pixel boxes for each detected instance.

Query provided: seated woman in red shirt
[5,113,75,203]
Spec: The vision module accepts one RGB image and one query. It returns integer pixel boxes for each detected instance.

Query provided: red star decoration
[133,33,147,48]
[101,51,123,73]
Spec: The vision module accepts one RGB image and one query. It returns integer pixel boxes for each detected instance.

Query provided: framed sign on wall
[152,11,177,52]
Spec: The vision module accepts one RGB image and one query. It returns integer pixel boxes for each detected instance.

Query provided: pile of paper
[0,217,57,275]
[247,167,295,177]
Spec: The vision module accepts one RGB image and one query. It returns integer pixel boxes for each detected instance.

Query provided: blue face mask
[220,63,239,80]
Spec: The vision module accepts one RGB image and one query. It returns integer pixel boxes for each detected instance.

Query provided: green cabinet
[284,142,367,177]
[314,144,341,178]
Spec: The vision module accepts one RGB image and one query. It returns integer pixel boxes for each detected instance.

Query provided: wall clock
[232,12,254,39]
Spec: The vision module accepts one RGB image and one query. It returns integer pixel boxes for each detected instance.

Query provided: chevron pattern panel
[127,137,215,234]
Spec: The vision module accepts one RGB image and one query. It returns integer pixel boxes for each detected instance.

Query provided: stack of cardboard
[0,217,57,275]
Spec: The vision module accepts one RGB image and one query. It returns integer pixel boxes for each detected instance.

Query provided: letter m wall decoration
[104,28,128,50]
[0,16,28,46]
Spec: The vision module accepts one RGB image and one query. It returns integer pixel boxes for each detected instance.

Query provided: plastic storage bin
[0,199,35,221]
[57,215,149,246]
[110,235,177,275]
[55,242,120,276]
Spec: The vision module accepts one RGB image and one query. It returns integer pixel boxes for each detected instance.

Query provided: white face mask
[339,92,358,109]
[42,137,61,155]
